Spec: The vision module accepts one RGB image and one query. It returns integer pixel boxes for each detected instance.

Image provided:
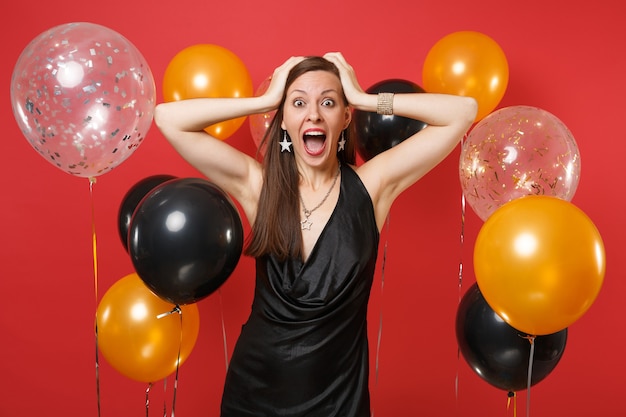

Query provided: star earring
[337,130,346,152]
[280,130,292,153]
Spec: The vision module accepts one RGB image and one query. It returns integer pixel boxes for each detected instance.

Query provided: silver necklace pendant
[299,164,341,231]
[301,208,313,230]
[301,217,313,230]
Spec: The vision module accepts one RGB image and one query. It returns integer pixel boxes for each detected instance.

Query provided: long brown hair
[245,56,356,261]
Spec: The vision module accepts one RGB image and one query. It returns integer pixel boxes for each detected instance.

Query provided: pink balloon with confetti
[459,105,581,221]
[10,22,155,178]
[249,75,275,156]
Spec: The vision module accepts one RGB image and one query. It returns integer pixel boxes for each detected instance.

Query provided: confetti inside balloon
[10,22,156,178]
[459,105,581,221]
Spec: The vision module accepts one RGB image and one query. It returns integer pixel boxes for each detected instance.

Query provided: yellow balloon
[162,44,253,140]
[422,31,509,122]
[474,196,605,335]
[96,273,200,382]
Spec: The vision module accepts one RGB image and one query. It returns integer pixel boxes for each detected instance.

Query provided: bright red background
[1,1,624,416]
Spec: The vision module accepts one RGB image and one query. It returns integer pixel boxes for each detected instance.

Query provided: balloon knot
[156,305,182,319]
[519,334,536,344]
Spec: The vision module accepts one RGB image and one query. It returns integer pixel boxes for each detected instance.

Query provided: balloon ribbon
[458,133,468,299]
[89,177,101,417]
[144,306,183,416]
[145,383,153,417]
[507,391,517,417]
[524,335,536,417]
[154,306,183,417]
[455,169,467,403]
[219,289,229,370]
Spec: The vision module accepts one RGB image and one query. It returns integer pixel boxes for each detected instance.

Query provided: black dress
[221,164,379,417]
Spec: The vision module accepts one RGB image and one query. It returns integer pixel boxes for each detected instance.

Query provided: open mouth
[303,131,327,156]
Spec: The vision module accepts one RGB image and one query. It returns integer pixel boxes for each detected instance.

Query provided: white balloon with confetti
[459,105,581,221]
[10,22,156,178]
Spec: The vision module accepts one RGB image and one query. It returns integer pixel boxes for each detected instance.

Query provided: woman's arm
[324,52,477,228]
[154,97,265,220]
[154,56,305,219]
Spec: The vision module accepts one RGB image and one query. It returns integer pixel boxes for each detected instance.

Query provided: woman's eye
[293,99,305,107]
[322,99,335,107]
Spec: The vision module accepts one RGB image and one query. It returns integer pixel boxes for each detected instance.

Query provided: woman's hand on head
[263,56,306,110]
[323,52,366,107]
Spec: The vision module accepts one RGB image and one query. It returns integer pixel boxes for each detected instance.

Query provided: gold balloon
[96,273,200,382]
[162,44,253,140]
[474,196,605,335]
[422,31,509,122]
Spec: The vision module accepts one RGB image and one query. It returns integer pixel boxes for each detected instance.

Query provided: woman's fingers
[264,56,305,108]
[324,52,364,103]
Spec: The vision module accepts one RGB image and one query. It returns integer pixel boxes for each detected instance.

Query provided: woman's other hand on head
[263,56,306,110]
[323,52,366,108]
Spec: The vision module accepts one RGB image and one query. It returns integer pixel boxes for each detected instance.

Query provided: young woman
[155,52,477,417]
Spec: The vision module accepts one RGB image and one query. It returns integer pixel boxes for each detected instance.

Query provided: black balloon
[456,283,568,392]
[118,175,177,252]
[128,178,244,305]
[353,79,428,161]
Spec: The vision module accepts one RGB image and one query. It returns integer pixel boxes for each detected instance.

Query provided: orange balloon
[422,31,509,122]
[96,273,200,382]
[474,196,605,335]
[162,44,253,140]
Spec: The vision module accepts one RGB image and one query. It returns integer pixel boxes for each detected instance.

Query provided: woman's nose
[307,107,321,121]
